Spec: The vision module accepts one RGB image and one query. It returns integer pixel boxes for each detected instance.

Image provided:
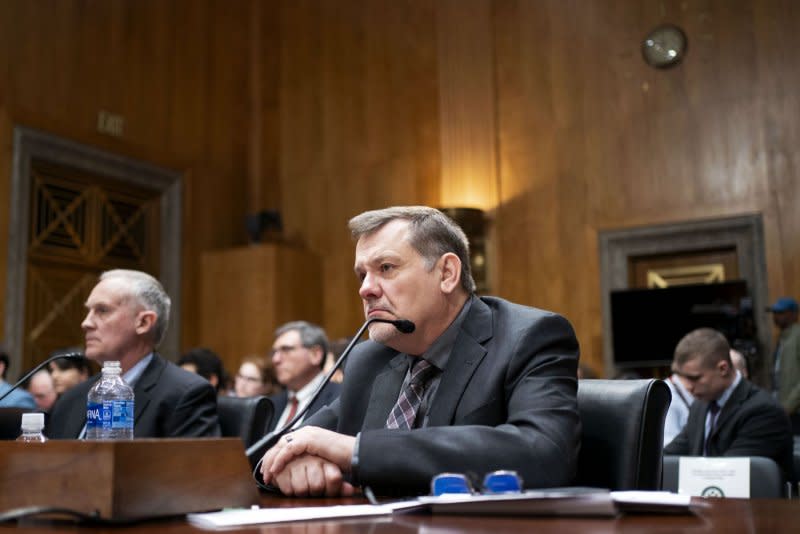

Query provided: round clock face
[642,25,687,68]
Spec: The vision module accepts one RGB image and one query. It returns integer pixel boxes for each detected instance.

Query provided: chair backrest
[574,378,671,490]
[0,407,33,440]
[216,395,273,448]
[663,455,786,498]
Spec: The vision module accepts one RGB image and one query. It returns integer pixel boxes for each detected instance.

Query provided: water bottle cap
[102,361,122,373]
[20,412,45,432]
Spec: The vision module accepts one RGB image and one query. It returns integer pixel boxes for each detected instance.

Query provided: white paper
[677,457,750,498]
[611,490,692,512]
[187,504,392,529]
[417,488,618,517]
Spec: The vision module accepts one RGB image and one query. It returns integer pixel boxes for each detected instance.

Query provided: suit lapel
[132,354,164,424]
[361,354,408,430]
[424,298,492,426]
[709,380,749,442]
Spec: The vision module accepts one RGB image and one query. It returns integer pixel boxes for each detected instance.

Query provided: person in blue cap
[767,296,800,434]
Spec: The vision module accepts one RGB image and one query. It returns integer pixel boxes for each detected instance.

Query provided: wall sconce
[439,207,488,294]
[245,210,283,244]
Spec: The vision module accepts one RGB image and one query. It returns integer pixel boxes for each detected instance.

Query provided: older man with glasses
[266,321,342,433]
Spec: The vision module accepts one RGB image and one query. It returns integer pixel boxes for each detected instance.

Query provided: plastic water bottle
[16,412,47,442]
[86,361,134,439]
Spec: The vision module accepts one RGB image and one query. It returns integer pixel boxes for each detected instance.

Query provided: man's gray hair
[348,206,476,294]
[274,321,329,369]
[100,269,171,347]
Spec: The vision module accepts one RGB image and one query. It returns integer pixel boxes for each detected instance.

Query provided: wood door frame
[4,127,182,375]
[598,214,769,382]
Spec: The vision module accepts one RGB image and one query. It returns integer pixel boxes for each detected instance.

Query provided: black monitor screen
[610,280,750,368]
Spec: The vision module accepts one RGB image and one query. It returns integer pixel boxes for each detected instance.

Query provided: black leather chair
[574,378,671,490]
[663,455,787,498]
[216,395,273,448]
[0,407,33,440]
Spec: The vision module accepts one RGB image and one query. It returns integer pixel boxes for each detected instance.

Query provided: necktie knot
[708,401,720,416]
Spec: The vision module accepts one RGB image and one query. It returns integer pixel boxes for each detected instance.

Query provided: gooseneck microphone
[245,317,415,466]
[0,351,86,404]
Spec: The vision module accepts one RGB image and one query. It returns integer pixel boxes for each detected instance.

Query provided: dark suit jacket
[664,379,794,481]
[46,353,221,439]
[266,380,342,432]
[305,296,581,495]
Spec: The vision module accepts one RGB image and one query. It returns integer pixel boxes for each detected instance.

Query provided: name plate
[678,457,750,498]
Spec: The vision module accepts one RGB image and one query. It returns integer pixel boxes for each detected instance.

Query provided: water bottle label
[111,400,134,430]
[86,401,111,430]
[86,400,133,431]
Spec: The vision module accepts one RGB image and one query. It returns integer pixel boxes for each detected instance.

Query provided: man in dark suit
[665,328,794,481]
[266,321,341,432]
[259,206,580,496]
[47,269,220,439]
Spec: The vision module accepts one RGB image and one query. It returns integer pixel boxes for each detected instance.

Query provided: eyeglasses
[270,344,302,357]
[235,374,263,384]
[430,470,523,496]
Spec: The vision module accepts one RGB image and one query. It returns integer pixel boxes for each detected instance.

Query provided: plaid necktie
[704,401,721,456]
[386,358,437,429]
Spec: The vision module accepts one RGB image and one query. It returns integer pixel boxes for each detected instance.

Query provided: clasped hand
[260,426,357,497]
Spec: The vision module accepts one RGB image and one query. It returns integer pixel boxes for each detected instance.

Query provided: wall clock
[642,25,687,68]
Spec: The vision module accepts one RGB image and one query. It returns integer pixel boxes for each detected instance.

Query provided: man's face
[676,356,731,402]
[81,278,145,363]
[29,372,57,411]
[772,310,797,330]
[271,330,322,391]
[354,219,449,354]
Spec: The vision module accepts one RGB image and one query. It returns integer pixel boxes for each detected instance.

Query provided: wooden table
[3,495,799,533]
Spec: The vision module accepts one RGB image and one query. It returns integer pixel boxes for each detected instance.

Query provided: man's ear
[718,359,731,376]
[309,346,324,367]
[135,310,158,337]
[439,252,462,294]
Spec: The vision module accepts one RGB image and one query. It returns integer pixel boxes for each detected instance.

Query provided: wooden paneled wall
[1,0,799,377]
[0,0,264,365]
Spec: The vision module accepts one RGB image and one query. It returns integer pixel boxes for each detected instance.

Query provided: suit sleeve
[664,423,691,455]
[356,313,580,495]
[720,400,791,458]
[163,379,221,437]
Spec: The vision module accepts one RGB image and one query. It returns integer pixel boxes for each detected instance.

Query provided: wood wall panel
[276,0,442,338]
[1,0,798,379]
[0,0,253,363]
[492,0,800,375]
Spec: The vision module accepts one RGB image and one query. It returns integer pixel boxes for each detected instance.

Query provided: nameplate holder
[0,438,259,520]
[677,456,750,498]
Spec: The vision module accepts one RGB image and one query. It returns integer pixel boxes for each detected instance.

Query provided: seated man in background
[260,206,580,496]
[48,348,91,397]
[27,370,57,412]
[730,348,749,379]
[267,321,341,432]
[0,348,36,409]
[663,368,694,446]
[47,269,220,439]
[665,328,794,481]
[178,347,228,394]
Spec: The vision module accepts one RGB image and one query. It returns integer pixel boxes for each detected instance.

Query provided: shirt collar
[291,371,327,404]
[716,370,742,409]
[123,353,154,388]
[418,296,472,371]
